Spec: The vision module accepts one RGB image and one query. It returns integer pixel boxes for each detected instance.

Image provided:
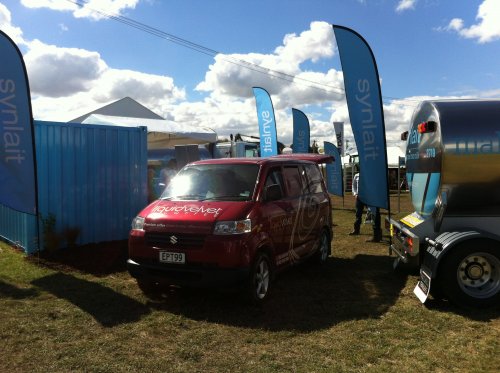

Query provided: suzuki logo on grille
[170,235,178,245]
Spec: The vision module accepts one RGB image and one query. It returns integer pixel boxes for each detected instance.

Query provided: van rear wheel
[314,230,330,264]
[440,241,500,308]
[247,253,272,304]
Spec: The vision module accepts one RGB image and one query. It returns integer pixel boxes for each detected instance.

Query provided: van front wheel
[137,279,163,300]
[247,253,272,304]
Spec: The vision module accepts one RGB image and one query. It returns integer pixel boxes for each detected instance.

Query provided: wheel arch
[254,243,276,277]
[425,230,500,279]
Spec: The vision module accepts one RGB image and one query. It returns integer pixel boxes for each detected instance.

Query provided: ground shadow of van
[148,254,408,332]
[32,272,150,327]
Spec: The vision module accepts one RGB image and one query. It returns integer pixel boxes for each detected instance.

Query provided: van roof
[191,153,334,166]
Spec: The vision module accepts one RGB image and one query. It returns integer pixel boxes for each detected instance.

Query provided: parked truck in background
[214,141,259,158]
[388,99,500,308]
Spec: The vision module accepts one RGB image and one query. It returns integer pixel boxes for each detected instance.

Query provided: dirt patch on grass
[26,240,128,276]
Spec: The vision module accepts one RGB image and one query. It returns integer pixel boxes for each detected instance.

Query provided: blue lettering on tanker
[453,132,500,155]
[408,128,421,146]
[406,128,437,161]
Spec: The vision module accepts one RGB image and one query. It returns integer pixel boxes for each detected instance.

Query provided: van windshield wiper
[161,194,203,201]
[202,195,247,201]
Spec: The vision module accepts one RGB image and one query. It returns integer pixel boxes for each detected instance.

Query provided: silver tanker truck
[389,99,500,308]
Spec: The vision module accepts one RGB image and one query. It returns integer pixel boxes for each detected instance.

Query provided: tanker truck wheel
[440,240,500,308]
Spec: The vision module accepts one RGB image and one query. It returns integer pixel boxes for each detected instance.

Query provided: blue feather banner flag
[252,87,278,157]
[324,141,343,196]
[332,25,389,210]
[292,108,310,153]
[0,31,38,215]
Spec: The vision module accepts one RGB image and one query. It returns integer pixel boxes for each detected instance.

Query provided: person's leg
[367,207,382,242]
[364,207,373,224]
[349,198,364,235]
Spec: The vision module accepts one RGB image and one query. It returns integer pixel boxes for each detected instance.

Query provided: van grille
[145,232,206,249]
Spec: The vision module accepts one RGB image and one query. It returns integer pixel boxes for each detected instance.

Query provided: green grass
[1,194,499,373]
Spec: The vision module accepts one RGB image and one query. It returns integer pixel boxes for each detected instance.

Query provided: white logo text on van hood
[152,204,223,217]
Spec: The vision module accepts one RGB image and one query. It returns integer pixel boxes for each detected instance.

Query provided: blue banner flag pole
[332,25,390,211]
[252,87,278,157]
[324,141,344,197]
[292,108,310,153]
[0,30,38,216]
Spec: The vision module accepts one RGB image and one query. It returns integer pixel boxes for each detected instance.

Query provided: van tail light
[417,121,437,134]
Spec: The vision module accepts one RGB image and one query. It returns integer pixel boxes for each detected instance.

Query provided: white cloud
[29,64,187,121]
[396,0,417,13]
[21,0,139,21]
[190,21,344,144]
[443,0,500,43]
[25,40,108,97]
[0,3,25,45]
[196,21,338,104]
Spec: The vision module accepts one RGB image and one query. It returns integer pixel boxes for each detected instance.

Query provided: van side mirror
[264,184,283,202]
[401,131,409,141]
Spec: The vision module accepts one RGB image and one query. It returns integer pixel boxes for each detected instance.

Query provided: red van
[128,154,333,303]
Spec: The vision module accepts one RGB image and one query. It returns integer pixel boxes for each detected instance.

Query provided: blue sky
[2,0,500,151]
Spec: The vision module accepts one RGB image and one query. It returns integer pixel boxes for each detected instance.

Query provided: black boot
[366,229,382,242]
[349,224,360,236]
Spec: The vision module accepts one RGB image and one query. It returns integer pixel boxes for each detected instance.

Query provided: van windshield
[160,164,260,201]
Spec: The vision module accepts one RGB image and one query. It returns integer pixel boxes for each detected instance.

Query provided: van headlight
[132,216,145,230]
[214,219,251,235]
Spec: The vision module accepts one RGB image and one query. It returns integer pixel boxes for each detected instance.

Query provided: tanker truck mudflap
[415,236,447,303]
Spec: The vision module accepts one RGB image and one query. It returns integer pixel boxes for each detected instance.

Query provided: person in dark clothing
[348,170,382,242]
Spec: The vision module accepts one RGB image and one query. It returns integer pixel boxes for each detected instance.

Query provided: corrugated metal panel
[0,120,148,254]
[0,204,37,252]
[36,120,148,249]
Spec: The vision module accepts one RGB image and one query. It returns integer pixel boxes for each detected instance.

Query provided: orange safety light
[417,121,437,134]
[405,236,414,253]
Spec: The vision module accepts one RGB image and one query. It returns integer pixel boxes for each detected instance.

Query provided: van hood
[140,199,254,234]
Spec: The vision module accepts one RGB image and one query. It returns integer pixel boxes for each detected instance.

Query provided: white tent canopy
[386,146,405,167]
[82,114,217,149]
[341,146,405,168]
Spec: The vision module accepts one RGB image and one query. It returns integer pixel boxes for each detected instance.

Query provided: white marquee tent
[82,114,217,149]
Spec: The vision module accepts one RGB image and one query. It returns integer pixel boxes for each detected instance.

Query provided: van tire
[440,240,500,308]
[247,252,272,304]
[137,279,163,300]
[313,230,330,264]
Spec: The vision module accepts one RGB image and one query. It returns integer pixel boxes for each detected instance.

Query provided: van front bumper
[127,258,250,288]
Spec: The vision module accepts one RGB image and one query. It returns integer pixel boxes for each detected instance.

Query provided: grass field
[0,193,499,372]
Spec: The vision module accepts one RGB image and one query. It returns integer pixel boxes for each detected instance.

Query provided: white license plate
[413,271,431,304]
[159,251,185,264]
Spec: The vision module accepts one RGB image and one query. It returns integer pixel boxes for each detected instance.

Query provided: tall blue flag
[292,108,310,153]
[252,87,278,157]
[0,31,37,215]
[332,25,389,210]
[324,141,343,196]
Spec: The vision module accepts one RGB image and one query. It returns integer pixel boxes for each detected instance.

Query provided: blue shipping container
[0,120,148,254]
